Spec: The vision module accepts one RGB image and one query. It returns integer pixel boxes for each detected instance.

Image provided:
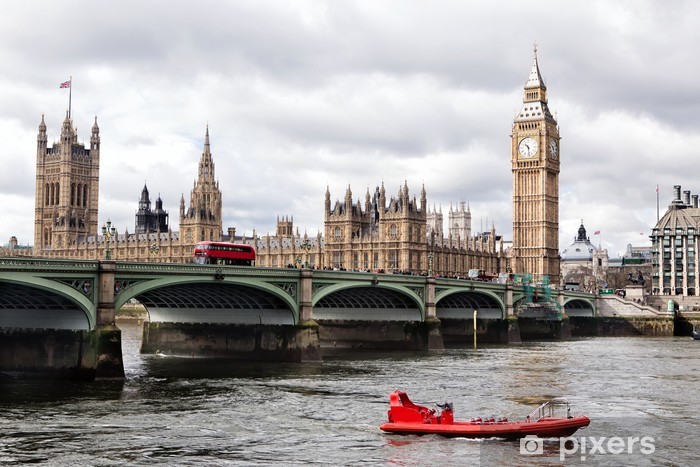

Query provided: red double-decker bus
[193,241,256,266]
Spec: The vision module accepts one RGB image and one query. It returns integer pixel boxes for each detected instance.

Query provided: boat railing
[469,417,510,425]
[527,398,571,421]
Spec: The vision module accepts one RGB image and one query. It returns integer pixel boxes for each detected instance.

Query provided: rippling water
[1,322,699,466]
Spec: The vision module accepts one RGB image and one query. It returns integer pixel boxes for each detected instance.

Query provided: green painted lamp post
[149,242,160,259]
[101,220,116,260]
[300,239,312,268]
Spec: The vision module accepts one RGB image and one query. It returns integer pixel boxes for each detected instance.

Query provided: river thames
[1,321,698,466]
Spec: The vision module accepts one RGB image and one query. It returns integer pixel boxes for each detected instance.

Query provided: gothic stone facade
[316,183,504,276]
[511,49,561,284]
[34,113,100,251]
[242,217,324,269]
[32,119,223,263]
[135,184,169,234]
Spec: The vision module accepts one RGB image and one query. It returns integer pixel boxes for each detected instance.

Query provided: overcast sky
[2,0,699,258]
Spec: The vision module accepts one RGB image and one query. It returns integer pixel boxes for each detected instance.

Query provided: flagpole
[656,184,659,222]
[68,76,72,120]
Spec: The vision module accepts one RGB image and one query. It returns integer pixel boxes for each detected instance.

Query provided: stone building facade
[315,182,504,276]
[651,185,700,296]
[34,112,100,251]
[322,182,429,272]
[178,126,223,245]
[426,205,444,239]
[511,48,561,284]
[30,118,224,263]
[560,222,609,291]
[135,184,168,234]
[242,218,324,269]
[448,202,472,241]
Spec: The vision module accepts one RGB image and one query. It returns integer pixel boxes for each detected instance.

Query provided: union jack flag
[60,80,70,88]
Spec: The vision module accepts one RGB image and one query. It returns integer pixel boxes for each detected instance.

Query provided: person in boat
[437,402,454,424]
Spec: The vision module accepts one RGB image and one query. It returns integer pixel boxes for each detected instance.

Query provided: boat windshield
[527,398,572,420]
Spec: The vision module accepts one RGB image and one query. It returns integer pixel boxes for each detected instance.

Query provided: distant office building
[651,185,700,296]
[621,244,652,266]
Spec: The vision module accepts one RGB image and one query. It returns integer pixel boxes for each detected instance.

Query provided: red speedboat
[379,391,589,439]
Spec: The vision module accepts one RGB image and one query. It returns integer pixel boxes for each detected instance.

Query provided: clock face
[549,138,558,159]
[518,137,538,158]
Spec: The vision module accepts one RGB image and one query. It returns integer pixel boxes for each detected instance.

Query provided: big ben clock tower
[511,46,560,284]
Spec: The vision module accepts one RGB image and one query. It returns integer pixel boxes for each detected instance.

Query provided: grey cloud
[2,0,700,256]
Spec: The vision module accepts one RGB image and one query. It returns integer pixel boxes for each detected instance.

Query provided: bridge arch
[563,297,596,317]
[435,288,505,320]
[0,276,94,330]
[312,283,425,321]
[115,276,299,325]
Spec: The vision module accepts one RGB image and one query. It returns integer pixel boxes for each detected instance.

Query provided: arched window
[83,185,88,207]
[71,183,76,206]
[390,224,398,237]
[45,183,50,205]
[55,182,60,205]
[334,227,341,239]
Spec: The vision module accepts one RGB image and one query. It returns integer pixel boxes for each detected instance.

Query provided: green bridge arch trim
[311,282,426,321]
[114,276,301,323]
[0,273,97,329]
[509,291,596,315]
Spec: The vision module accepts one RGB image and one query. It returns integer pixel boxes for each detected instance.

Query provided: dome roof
[561,222,597,261]
[561,241,597,261]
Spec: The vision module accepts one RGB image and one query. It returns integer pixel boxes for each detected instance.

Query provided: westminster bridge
[0,257,600,379]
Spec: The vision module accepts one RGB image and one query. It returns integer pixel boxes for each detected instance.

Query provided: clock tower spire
[511,45,561,285]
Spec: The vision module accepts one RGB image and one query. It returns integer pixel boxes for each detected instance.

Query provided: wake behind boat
[379,391,590,439]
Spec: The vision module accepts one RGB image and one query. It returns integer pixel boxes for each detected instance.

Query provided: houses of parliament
[6,50,561,282]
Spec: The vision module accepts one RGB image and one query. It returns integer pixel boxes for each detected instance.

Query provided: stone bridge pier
[90,261,126,379]
[0,260,125,380]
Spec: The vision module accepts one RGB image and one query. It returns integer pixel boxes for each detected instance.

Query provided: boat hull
[380,416,590,439]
